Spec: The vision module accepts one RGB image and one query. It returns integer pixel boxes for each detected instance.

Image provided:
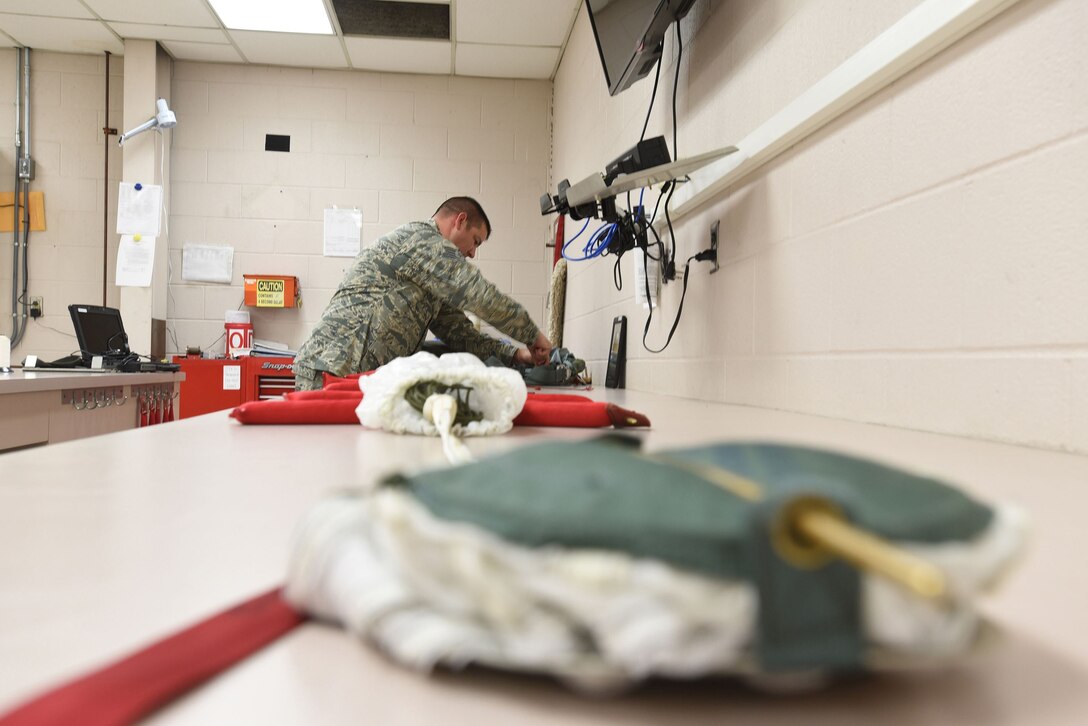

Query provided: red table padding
[229,391,649,429]
[515,400,650,428]
[285,389,363,401]
[229,398,359,424]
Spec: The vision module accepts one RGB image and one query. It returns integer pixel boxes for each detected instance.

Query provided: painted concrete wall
[552,0,1087,453]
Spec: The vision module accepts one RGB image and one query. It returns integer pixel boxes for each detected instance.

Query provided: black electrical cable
[639,19,691,353]
[662,181,678,278]
[639,53,663,143]
[664,18,684,279]
[671,18,682,170]
[648,180,671,225]
[643,220,667,264]
[643,254,698,354]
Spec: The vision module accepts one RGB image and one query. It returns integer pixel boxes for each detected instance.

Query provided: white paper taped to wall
[324,207,363,257]
[182,245,234,284]
[116,235,155,287]
[117,183,163,237]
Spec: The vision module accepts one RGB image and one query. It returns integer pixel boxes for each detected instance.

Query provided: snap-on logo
[261,362,293,371]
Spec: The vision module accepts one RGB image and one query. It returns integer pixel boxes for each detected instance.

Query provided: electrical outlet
[29,296,43,318]
[709,220,720,274]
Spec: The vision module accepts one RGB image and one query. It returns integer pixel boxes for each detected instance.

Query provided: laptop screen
[69,305,130,365]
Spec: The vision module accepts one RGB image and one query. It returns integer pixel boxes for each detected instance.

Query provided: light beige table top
[0,368,182,394]
[1,389,1086,725]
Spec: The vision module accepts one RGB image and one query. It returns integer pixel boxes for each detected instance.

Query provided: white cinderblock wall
[0,50,124,362]
[553,0,1088,453]
[0,53,552,362]
[167,63,553,356]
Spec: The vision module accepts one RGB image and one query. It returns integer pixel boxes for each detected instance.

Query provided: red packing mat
[230,391,649,429]
[229,398,360,424]
[285,390,363,401]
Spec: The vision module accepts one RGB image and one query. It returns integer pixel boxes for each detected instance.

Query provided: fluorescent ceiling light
[208,0,333,34]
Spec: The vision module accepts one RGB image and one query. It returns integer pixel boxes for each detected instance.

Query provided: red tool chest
[172,357,296,419]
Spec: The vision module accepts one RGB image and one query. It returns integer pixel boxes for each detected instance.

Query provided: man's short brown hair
[434,196,491,237]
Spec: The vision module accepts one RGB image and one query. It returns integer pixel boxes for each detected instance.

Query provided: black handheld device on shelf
[605,315,627,389]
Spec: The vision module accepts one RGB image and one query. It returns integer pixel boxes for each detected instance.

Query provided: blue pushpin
[134,183,142,191]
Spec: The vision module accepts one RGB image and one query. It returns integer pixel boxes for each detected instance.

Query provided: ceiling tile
[1,0,94,19]
[345,36,450,74]
[456,0,580,46]
[455,43,558,80]
[0,0,578,77]
[230,31,349,69]
[161,40,244,63]
[82,0,218,27]
[0,14,124,54]
[109,22,229,44]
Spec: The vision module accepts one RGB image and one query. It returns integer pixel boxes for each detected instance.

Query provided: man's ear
[455,212,468,230]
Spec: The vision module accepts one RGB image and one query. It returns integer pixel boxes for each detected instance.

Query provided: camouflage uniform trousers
[294,365,324,391]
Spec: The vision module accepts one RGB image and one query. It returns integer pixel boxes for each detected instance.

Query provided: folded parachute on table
[285,437,1027,692]
[229,352,650,437]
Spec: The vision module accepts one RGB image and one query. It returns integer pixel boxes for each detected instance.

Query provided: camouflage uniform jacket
[294,220,539,379]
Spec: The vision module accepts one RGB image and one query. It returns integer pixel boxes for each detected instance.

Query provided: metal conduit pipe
[22,47,30,162]
[10,50,24,344]
[11,47,32,348]
[103,52,111,306]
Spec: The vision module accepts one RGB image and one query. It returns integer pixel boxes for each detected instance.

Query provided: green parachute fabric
[387,438,994,671]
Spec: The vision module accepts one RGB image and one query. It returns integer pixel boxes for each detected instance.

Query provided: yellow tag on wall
[255,278,285,307]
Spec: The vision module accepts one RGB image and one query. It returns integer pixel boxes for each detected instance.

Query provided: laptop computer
[67,304,179,372]
[69,304,132,367]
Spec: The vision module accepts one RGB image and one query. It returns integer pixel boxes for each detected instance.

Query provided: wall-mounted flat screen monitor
[585,0,696,96]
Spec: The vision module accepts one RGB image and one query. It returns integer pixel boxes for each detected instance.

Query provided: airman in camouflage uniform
[294,197,552,390]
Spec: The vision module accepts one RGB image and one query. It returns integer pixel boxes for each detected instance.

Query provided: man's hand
[530,331,552,365]
[512,332,553,367]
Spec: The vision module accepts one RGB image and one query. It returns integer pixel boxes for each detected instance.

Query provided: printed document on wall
[324,207,362,257]
[182,245,234,284]
[117,182,163,237]
[116,235,155,287]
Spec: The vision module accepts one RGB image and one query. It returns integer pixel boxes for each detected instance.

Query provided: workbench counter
[1,389,1085,725]
[0,368,183,451]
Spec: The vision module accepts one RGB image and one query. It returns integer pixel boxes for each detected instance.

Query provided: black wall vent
[265,134,291,152]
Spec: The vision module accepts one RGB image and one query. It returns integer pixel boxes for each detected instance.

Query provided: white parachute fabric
[285,489,1029,692]
[356,352,526,437]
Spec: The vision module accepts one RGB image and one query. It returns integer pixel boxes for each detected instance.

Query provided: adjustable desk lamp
[118,98,177,146]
